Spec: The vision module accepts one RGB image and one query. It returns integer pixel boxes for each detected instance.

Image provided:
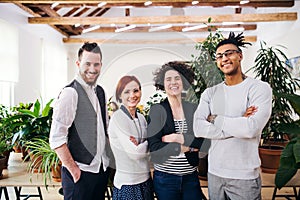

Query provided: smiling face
[164,69,183,97]
[120,80,141,110]
[76,50,102,85]
[216,43,243,76]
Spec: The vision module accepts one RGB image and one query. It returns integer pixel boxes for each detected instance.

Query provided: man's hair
[78,42,102,60]
[216,32,251,52]
[153,61,194,91]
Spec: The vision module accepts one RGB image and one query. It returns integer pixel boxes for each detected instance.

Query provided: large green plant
[5,98,54,146]
[187,22,224,103]
[247,41,299,143]
[275,93,300,188]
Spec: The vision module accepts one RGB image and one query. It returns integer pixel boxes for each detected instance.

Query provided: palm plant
[247,41,300,143]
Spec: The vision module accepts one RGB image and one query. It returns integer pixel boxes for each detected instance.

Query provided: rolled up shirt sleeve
[49,87,78,149]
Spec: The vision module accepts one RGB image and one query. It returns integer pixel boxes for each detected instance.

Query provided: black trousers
[61,166,110,200]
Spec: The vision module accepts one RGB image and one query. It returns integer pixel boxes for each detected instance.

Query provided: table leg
[14,186,21,200]
[37,187,43,200]
[0,187,10,200]
[272,187,277,200]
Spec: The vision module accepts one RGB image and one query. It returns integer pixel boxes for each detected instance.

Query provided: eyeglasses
[215,49,241,61]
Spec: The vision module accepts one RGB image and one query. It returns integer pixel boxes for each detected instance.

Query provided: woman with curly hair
[147,61,205,200]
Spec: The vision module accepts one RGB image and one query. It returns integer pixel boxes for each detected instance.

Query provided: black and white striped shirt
[154,119,197,175]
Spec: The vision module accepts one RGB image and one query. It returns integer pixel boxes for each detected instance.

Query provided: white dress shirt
[49,75,110,173]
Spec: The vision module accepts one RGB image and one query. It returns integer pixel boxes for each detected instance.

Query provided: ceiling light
[98,2,107,7]
[51,2,59,9]
[240,0,250,4]
[192,1,199,5]
[115,25,137,33]
[144,1,152,6]
[82,25,101,33]
[217,27,245,32]
[182,24,208,32]
[74,23,81,27]
[149,24,173,32]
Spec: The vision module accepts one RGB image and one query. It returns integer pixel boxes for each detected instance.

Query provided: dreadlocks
[216,32,252,52]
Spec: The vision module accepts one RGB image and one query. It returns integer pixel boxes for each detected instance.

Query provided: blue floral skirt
[112,178,154,200]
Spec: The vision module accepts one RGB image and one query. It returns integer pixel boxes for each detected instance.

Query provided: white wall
[0,3,68,106]
[242,1,300,75]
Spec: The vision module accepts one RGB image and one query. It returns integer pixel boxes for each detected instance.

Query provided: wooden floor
[1,185,299,200]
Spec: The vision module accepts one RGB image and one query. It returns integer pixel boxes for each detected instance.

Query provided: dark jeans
[153,170,203,200]
[62,166,110,200]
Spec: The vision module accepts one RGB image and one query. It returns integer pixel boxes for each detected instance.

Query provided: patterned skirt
[112,178,154,200]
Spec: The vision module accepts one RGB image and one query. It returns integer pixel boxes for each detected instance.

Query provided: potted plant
[0,104,14,168]
[0,140,10,178]
[274,92,300,189]
[24,138,61,188]
[5,98,53,160]
[247,41,300,173]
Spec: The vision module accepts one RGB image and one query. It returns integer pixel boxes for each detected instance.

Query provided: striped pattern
[154,119,197,175]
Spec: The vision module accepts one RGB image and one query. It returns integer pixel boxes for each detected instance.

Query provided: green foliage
[4,98,54,146]
[0,104,14,155]
[187,24,224,103]
[25,138,60,189]
[275,93,300,188]
[247,41,300,142]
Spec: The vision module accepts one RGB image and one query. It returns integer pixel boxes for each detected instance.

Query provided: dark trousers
[153,170,203,200]
[62,166,110,200]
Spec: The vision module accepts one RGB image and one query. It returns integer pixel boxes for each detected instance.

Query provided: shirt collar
[75,74,96,91]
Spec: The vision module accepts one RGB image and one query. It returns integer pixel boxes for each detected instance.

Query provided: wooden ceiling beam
[6,0,294,5]
[28,12,297,25]
[36,4,82,35]
[12,1,294,8]
[14,3,70,36]
[90,24,257,33]
[62,36,257,44]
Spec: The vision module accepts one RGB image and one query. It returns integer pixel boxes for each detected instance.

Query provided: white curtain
[0,18,19,82]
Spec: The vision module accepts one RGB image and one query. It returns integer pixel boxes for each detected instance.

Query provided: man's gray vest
[66,80,107,165]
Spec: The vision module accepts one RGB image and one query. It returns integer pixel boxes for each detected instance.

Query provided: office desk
[0,152,61,200]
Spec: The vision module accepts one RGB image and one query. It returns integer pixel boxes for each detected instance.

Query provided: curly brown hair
[153,61,194,91]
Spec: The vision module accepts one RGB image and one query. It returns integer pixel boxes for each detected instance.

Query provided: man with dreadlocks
[193,32,272,200]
